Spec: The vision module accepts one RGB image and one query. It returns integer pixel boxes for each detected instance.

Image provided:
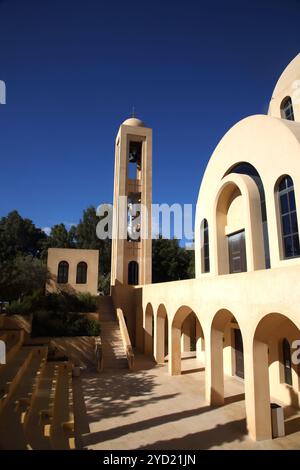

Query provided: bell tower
[110,116,152,287]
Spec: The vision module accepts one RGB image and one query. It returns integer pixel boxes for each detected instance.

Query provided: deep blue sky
[0,0,299,235]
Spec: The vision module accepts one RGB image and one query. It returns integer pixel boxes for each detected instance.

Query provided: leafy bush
[6,291,98,315]
[31,310,101,337]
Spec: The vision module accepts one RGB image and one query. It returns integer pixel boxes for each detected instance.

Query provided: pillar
[169,324,181,376]
[205,328,224,405]
[144,312,153,356]
[154,314,165,364]
[244,340,272,441]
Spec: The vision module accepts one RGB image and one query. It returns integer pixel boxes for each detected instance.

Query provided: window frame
[76,261,88,284]
[57,260,69,284]
[277,175,300,260]
[281,97,295,121]
[128,260,139,285]
[201,219,210,273]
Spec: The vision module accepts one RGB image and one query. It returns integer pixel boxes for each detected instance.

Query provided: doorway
[228,230,247,273]
[234,328,244,379]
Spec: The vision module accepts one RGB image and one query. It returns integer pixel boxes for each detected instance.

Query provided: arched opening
[281,96,295,121]
[250,313,300,440]
[128,261,139,285]
[154,304,168,364]
[169,306,204,376]
[57,261,69,284]
[128,140,142,180]
[276,175,300,259]
[208,309,245,406]
[76,261,87,284]
[144,303,154,357]
[216,182,246,274]
[200,219,210,273]
[225,162,270,269]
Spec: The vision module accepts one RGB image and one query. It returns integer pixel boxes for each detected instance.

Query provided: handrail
[116,308,134,370]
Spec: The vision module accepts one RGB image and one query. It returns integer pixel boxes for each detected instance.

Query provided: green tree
[0,210,46,263]
[152,236,194,283]
[46,223,75,248]
[76,206,111,275]
[0,256,49,301]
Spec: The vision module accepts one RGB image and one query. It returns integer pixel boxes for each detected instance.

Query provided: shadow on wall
[47,274,78,295]
[284,386,300,436]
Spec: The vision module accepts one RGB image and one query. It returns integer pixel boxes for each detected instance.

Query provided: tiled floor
[73,354,300,450]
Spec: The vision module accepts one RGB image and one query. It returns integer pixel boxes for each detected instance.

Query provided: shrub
[31,310,101,337]
[6,291,98,315]
[76,292,97,312]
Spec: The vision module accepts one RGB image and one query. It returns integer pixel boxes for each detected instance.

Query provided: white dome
[122,117,145,127]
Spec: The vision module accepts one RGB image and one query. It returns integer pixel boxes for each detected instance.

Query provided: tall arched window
[128,261,139,285]
[282,338,293,386]
[277,175,300,259]
[57,261,69,284]
[281,97,295,121]
[76,261,87,284]
[201,219,210,273]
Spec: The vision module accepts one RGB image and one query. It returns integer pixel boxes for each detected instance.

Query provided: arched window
[76,261,87,284]
[57,261,69,284]
[277,175,300,259]
[282,338,293,386]
[281,97,295,121]
[128,261,139,285]
[201,219,210,273]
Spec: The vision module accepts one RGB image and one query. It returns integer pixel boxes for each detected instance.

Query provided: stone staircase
[98,297,128,370]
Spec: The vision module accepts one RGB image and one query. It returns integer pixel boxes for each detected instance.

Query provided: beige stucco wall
[47,248,99,296]
[268,53,300,121]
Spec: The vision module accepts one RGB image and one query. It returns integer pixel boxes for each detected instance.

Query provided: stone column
[244,339,272,441]
[205,328,224,405]
[144,312,153,356]
[154,314,165,364]
[169,324,181,376]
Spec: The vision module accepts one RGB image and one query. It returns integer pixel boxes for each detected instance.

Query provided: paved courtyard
[73,354,300,450]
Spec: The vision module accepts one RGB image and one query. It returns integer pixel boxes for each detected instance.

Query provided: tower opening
[128,141,142,180]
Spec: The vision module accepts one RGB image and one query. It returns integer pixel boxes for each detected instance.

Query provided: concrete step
[97,296,129,371]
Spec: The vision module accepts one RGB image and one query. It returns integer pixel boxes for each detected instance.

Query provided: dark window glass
[201,219,210,273]
[278,175,300,259]
[57,261,69,284]
[128,261,139,285]
[289,191,296,212]
[76,262,87,284]
[282,338,293,386]
[280,194,289,214]
[281,97,295,121]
